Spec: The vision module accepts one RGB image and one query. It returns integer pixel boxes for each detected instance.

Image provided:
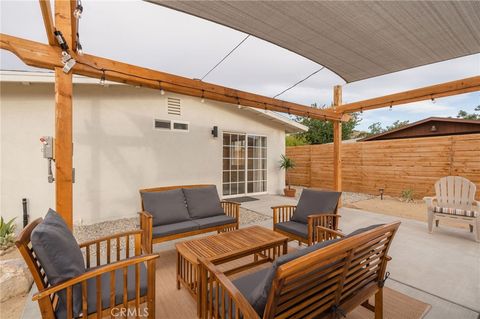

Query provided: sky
[1,0,479,131]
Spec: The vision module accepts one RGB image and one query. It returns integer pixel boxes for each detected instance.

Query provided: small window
[173,121,189,131]
[154,119,171,129]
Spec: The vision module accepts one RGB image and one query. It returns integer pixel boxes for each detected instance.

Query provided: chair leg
[473,218,480,242]
[435,219,439,227]
[427,211,434,233]
[469,224,474,233]
[374,288,383,319]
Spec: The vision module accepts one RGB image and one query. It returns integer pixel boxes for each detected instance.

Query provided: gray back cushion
[291,189,341,224]
[183,186,225,219]
[142,188,191,226]
[31,209,85,317]
[247,238,341,315]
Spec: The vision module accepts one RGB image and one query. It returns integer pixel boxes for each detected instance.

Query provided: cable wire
[201,34,250,80]
[273,66,325,99]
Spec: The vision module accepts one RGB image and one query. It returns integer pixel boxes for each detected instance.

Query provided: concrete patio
[21,194,479,319]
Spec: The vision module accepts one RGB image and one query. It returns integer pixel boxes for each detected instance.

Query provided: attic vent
[167,97,181,115]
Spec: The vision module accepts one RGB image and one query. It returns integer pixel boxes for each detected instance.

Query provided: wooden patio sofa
[139,184,240,253]
[16,209,159,319]
[199,222,400,319]
[273,189,341,245]
[424,176,479,242]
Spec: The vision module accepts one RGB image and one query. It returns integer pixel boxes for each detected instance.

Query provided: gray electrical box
[40,136,54,159]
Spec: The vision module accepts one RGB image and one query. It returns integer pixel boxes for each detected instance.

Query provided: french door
[222,132,267,196]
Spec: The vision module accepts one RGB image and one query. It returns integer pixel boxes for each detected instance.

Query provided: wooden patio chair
[424,176,479,242]
[16,211,159,319]
[272,189,341,245]
[198,222,400,319]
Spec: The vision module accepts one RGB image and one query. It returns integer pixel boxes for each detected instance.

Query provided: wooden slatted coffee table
[175,226,288,310]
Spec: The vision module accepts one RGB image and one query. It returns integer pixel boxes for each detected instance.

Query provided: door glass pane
[247,135,267,194]
[223,133,246,196]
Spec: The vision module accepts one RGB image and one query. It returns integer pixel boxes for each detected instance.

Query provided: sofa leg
[469,224,473,233]
[435,219,439,227]
[374,288,383,319]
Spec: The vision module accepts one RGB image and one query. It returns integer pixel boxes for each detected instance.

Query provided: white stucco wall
[0,82,287,226]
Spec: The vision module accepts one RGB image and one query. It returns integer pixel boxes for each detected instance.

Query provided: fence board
[286,134,480,199]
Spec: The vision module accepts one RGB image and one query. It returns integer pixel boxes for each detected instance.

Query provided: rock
[0,258,33,302]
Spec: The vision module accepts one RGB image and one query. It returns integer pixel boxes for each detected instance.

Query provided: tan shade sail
[149,1,480,83]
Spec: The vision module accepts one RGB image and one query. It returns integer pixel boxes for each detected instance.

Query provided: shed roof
[150,1,480,83]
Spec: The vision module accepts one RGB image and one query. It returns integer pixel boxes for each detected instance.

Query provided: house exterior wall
[0,82,286,226]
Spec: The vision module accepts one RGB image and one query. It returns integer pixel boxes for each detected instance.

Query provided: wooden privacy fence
[286,133,480,199]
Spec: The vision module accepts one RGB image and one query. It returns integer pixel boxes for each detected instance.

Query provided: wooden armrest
[308,213,341,219]
[138,211,153,253]
[272,205,296,225]
[316,226,345,239]
[138,210,153,218]
[423,196,437,207]
[79,229,143,248]
[271,205,297,209]
[221,200,240,206]
[221,201,240,222]
[33,254,159,301]
[199,258,260,319]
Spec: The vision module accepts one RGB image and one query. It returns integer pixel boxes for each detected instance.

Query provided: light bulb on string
[100,70,106,86]
[201,90,205,103]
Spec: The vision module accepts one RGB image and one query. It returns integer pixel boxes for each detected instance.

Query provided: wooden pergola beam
[334,76,480,114]
[0,33,346,122]
[54,0,74,229]
[332,86,342,206]
[39,0,55,45]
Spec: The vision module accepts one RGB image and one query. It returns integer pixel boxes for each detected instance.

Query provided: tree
[285,134,308,146]
[366,120,410,136]
[457,105,480,120]
[385,120,410,131]
[368,122,383,135]
[297,104,361,144]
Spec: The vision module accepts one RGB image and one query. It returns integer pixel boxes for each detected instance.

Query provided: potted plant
[280,154,296,197]
[0,217,16,255]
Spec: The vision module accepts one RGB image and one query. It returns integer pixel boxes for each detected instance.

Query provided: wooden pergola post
[333,85,342,206]
[54,0,74,228]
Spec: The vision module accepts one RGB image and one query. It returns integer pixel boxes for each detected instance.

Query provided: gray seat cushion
[291,189,341,224]
[152,221,199,238]
[183,186,225,218]
[141,189,191,226]
[31,209,86,318]
[275,221,308,239]
[55,263,148,318]
[193,215,236,229]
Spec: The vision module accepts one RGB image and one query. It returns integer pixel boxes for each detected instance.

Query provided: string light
[237,98,242,109]
[264,103,268,113]
[431,96,436,104]
[201,90,205,103]
[76,42,83,56]
[74,59,338,121]
[158,81,165,95]
[73,1,83,19]
[360,108,363,114]
[389,103,393,111]
[100,69,106,86]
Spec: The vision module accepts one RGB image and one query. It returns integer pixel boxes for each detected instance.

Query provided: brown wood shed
[359,117,480,141]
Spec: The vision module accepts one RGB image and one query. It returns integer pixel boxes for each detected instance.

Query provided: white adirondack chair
[424,176,479,242]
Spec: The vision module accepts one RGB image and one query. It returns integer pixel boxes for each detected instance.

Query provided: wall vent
[167,97,181,115]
